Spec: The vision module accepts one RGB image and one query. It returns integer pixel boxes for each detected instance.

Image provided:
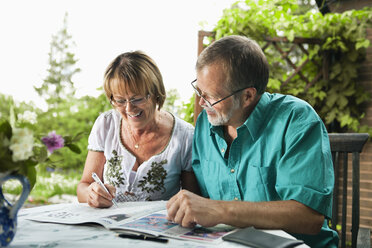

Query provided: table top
[10,201,309,248]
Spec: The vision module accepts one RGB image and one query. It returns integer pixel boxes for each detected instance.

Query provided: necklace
[127,128,142,149]
[124,121,160,149]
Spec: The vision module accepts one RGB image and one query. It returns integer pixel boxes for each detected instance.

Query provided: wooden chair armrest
[357,227,371,248]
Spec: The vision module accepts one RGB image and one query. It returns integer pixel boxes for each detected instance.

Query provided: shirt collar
[209,118,223,137]
[242,92,270,141]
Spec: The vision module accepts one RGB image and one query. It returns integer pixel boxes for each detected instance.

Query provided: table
[10,201,309,248]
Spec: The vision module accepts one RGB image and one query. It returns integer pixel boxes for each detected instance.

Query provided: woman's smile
[127,111,143,118]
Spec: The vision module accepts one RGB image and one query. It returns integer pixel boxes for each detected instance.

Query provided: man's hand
[166,190,224,228]
[87,182,116,208]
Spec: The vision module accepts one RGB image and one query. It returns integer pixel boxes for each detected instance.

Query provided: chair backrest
[328,133,369,248]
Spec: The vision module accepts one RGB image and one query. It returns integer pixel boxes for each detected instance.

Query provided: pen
[117,233,168,243]
[91,172,118,207]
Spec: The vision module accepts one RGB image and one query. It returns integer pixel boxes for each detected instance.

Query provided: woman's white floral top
[87,110,194,201]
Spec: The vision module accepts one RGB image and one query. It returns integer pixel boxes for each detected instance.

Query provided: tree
[31,12,89,171]
[34,12,81,108]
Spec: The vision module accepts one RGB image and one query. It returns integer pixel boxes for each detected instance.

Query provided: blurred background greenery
[2,0,371,204]
[0,12,195,203]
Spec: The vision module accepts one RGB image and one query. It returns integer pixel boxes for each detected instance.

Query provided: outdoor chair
[328,133,371,248]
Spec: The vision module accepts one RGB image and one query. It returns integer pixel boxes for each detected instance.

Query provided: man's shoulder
[267,93,311,108]
[266,93,318,118]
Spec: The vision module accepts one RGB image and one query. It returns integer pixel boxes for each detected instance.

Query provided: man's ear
[241,87,258,108]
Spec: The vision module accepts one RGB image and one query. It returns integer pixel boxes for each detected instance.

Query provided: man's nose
[199,96,206,106]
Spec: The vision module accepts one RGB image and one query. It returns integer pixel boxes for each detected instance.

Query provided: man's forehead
[197,65,228,93]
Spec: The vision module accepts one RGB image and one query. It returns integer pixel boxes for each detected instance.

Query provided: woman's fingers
[88,182,114,208]
[105,184,116,198]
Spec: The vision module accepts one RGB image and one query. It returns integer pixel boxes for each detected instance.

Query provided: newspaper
[26,201,235,244]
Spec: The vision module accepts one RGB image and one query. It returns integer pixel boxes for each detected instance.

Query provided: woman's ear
[241,87,258,108]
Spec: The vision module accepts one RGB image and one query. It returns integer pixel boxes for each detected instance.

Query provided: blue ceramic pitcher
[0,173,30,247]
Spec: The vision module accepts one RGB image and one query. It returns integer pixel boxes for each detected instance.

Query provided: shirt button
[234,197,239,201]
[230,169,235,173]
[221,148,225,153]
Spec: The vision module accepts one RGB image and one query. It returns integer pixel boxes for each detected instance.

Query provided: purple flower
[41,131,65,153]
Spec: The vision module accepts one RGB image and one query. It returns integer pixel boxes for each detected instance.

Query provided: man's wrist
[218,200,236,225]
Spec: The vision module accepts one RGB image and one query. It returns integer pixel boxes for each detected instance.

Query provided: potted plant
[0,108,82,246]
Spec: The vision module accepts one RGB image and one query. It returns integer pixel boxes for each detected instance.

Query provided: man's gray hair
[196,35,269,95]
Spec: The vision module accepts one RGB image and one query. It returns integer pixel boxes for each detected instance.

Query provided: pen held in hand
[91,172,118,207]
[116,233,168,243]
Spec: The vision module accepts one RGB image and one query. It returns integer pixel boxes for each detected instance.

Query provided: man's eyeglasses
[110,94,150,107]
[191,79,249,109]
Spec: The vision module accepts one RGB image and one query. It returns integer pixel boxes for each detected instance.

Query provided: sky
[0,0,236,110]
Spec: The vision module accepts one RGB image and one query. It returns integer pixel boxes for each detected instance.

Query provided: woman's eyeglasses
[110,94,150,107]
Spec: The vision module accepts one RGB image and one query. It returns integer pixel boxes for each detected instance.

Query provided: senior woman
[77,51,199,208]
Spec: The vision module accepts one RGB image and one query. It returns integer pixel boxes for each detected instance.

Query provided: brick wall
[358,27,372,245]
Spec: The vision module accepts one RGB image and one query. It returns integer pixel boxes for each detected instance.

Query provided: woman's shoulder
[95,109,120,125]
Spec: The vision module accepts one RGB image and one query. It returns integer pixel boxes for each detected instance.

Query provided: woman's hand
[87,182,116,208]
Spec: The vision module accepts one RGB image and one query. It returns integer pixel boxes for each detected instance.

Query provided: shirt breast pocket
[241,164,277,202]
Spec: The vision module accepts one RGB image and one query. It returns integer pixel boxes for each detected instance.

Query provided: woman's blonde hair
[103,51,166,110]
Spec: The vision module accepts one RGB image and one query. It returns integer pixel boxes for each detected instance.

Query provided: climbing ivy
[213,0,372,134]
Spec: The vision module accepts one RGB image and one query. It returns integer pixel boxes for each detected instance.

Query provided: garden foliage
[212,0,372,133]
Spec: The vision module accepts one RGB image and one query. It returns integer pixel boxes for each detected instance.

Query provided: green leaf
[0,159,16,172]
[330,63,341,80]
[65,143,81,154]
[72,131,86,142]
[356,39,370,50]
[0,120,12,139]
[9,105,16,127]
[326,91,338,108]
[63,135,72,143]
[337,95,348,109]
[267,78,281,91]
[287,30,295,42]
[36,146,48,163]
[26,166,37,191]
[347,50,358,62]
[325,109,337,124]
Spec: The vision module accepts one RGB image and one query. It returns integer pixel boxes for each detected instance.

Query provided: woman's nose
[125,101,135,111]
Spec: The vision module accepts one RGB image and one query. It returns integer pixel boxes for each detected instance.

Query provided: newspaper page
[27,201,235,244]
[26,201,166,229]
[112,209,235,243]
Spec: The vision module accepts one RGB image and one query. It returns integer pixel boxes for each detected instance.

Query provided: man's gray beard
[205,97,240,126]
[207,111,231,126]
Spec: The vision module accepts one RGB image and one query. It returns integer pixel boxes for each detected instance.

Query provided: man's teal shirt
[192,92,339,248]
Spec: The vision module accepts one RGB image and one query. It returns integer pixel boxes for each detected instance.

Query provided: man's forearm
[221,199,324,235]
